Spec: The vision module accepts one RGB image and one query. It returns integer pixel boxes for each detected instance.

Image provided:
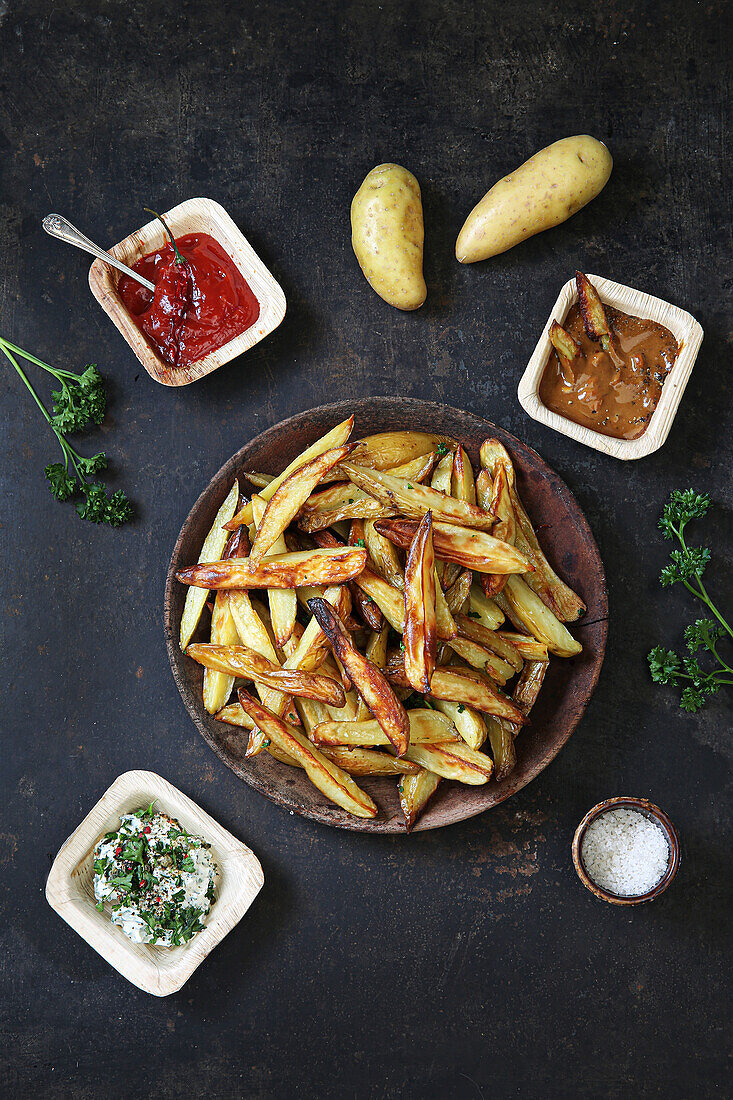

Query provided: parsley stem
[0,341,53,426]
[677,526,732,639]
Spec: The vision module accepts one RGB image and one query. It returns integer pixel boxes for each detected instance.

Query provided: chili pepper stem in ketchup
[118,210,260,369]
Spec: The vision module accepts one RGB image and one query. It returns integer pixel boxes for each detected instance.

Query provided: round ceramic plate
[164,398,607,833]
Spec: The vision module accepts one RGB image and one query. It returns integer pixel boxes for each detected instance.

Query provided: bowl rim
[572,795,681,905]
[517,273,704,460]
[163,396,608,833]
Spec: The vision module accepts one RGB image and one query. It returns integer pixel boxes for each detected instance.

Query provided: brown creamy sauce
[539,303,679,439]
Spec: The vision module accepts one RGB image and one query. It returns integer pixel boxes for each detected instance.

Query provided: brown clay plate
[164,398,608,833]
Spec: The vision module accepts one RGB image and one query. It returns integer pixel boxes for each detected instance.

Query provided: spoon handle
[42,214,156,293]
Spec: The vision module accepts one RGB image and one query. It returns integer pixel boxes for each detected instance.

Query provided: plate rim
[164,397,608,834]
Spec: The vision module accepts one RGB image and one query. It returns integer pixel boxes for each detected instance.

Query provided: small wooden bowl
[89,197,286,387]
[518,274,703,460]
[572,796,680,905]
[164,397,608,833]
[45,770,264,995]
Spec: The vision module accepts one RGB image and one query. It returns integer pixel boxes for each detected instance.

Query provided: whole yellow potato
[456,136,612,263]
[351,163,427,310]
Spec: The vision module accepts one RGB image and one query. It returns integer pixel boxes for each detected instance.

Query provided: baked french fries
[237,690,377,818]
[549,320,581,383]
[575,270,612,350]
[403,511,437,693]
[496,631,549,661]
[350,431,455,471]
[179,480,240,649]
[176,546,367,590]
[485,716,516,782]
[451,445,476,505]
[386,661,526,724]
[187,643,347,707]
[497,577,582,658]
[432,699,487,751]
[513,659,549,712]
[298,483,396,531]
[225,416,354,530]
[455,613,523,672]
[467,584,505,630]
[342,463,495,531]
[226,589,299,730]
[307,597,411,756]
[430,451,454,494]
[202,526,249,715]
[311,709,456,747]
[403,740,493,784]
[362,519,405,591]
[322,746,420,777]
[374,518,532,574]
[399,769,441,830]
[445,637,515,685]
[444,569,473,615]
[250,494,297,648]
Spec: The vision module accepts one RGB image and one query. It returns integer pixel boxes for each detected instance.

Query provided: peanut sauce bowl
[517,274,703,460]
[89,197,287,386]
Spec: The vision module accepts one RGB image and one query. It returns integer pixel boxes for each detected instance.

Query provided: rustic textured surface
[0,1,731,1097]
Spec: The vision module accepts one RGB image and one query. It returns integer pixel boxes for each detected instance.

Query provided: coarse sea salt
[580,808,670,896]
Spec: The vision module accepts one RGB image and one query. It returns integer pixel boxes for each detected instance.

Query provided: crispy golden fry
[363,520,405,590]
[399,768,441,830]
[322,746,420,777]
[215,702,257,730]
[386,452,436,482]
[403,740,493,784]
[575,270,612,350]
[249,444,356,568]
[293,695,332,737]
[342,464,495,531]
[497,577,582,658]
[307,597,411,756]
[179,480,239,649]
[403,511,437,693]
[243,471,274,490]
[176,546,367,590]
[513,659,549,712]
[225,416,354,530]
[444,569,473,615]
[433,566,458,641]
[250,494,297,648]
[237,691,377,818]
[202,527,249,715]
[351,431,455,470]
[226,589,299,728]
[451,445,476,505]
[374,518,531,574]
[549,320,581,384]
[496,631,549,661]
[445,637,515,685]
[430,451,454,494]
[481,464,517,597]
[455,613,523,672]
[312,709,457,747]
[485,716,516,782]
[480,438,586,622]
[297,482,396,530]
[467,584,504,629]
[353,567,407,633]
[187,643,347,707]
[432,699,487,750]
[386,661,526,724]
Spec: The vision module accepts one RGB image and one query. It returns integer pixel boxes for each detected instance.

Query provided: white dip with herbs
[93,805,217,946]
[581,808,670,896]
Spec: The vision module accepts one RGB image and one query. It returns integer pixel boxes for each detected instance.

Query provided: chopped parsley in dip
[93,804,217,947]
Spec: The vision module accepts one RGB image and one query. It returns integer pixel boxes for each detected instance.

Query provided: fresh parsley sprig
[0,334,132,526]
[648,489,732,712]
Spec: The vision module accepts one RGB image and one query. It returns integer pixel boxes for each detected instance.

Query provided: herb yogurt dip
[93,804,217,946]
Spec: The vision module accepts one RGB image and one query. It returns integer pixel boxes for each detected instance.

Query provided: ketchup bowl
[89,198,286,386]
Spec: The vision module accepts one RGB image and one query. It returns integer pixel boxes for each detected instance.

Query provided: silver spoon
[42,214,156,292]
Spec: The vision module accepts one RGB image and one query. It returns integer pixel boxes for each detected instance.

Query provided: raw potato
[351,163,427,310]
[456,136,612,263]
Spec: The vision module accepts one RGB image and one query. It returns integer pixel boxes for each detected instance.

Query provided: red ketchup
[118,233,260,368]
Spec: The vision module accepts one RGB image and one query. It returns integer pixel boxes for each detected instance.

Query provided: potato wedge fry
[236,691,377,818]
[402,740,493,784]
[485,716,517,782]
[225,416,354,530]
[451,445,476,505]
[214,702,258,730]
[311,709,457,747]
[250,494,297,648]
[386,662,526,724]
[179,480,239,649]
[187,643,347,707]
[430,452,454,494]
[351,431,455,470]
[467,584,505,630]
[226,590,299,729]
[243,471,275,490]
[322,746,420,777]
[386,452,436,483]
[479,464,516,597]
[445,637,515,685]
[342,464,495,531]
[549,320,581,384]
[399,769,441,830]
[513,659,549,712]
[444,569,473,615]
[432,699,487,751]
[176,546,367,590]
[307,597,411,756]
[202,527,250,715]
[455,614,524,672]
[497,577,582,658]
[249,444,357,568]
[575,270,612,350]
[362,519,405,590]
[352,567,406,632]
[403,511,437,693]
[496,631,549,661]
[374,518,532,574]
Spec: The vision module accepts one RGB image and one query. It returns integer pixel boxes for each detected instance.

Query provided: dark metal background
[0,1,731,1096]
